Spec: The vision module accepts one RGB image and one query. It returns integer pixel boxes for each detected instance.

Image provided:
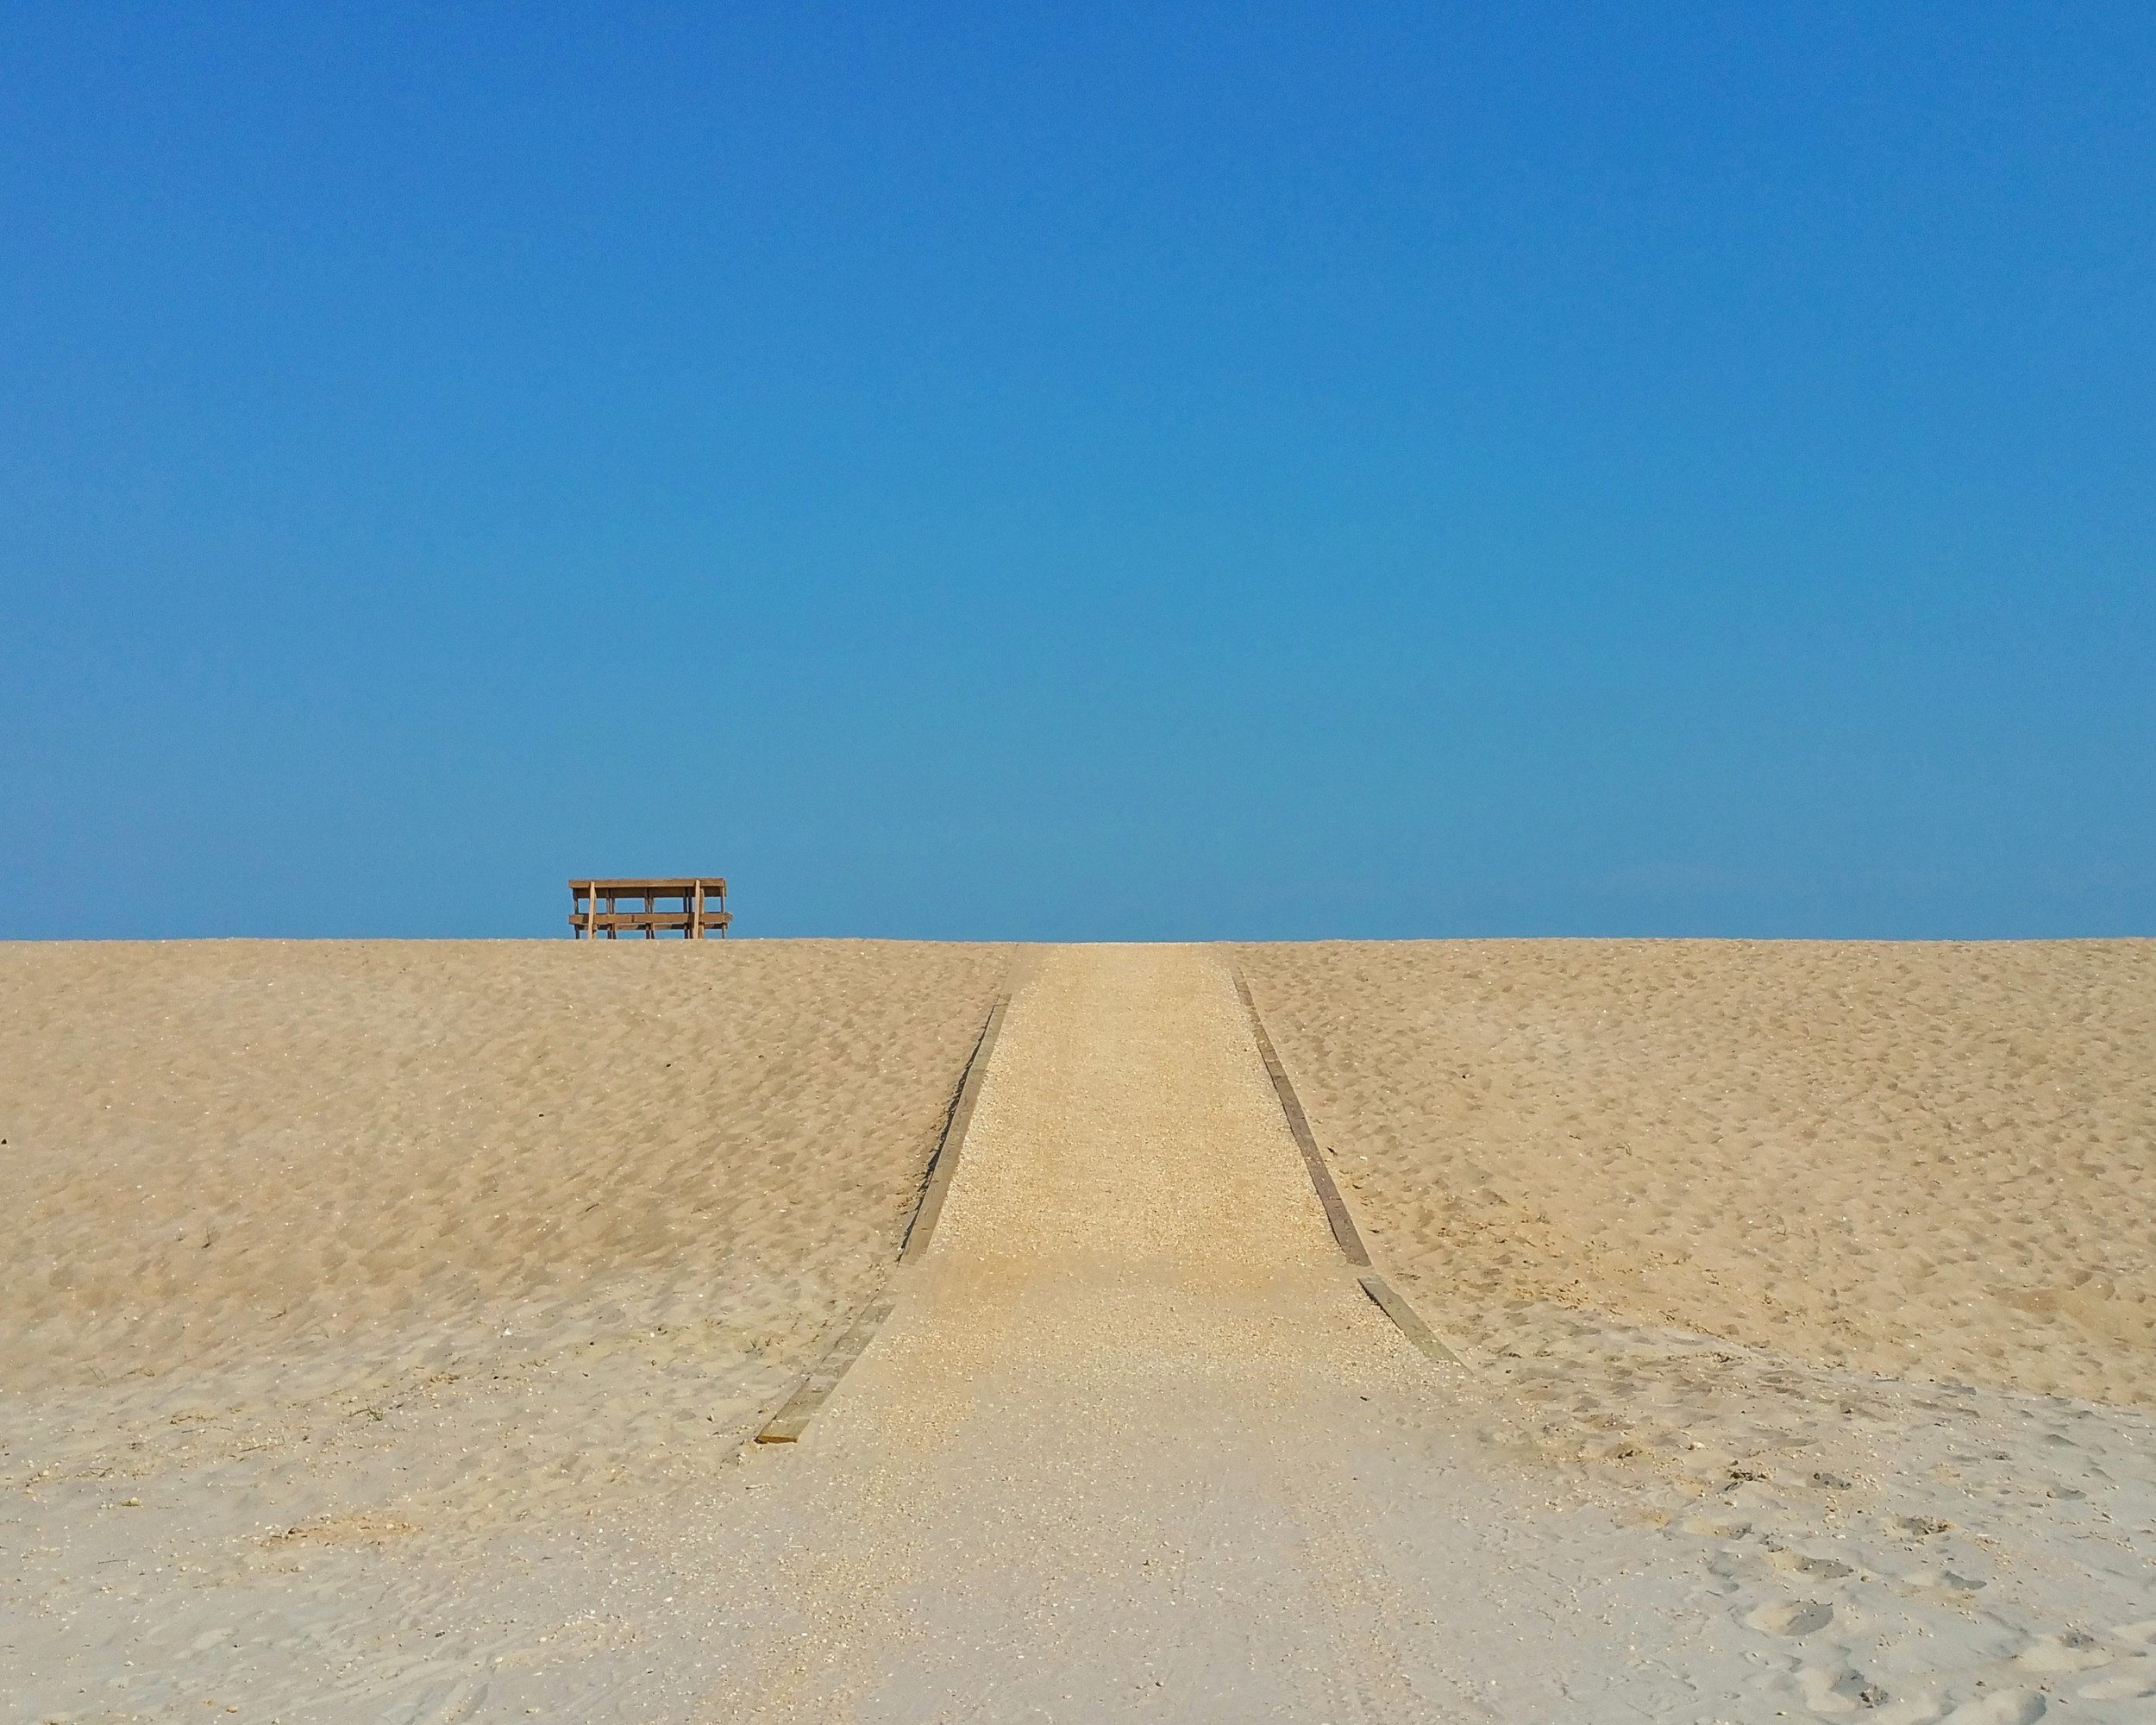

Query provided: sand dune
[1236,938,2156,1407]
[1232,938,2156,1721]
[2,938,1012,1533]
[8,935,2153,1721]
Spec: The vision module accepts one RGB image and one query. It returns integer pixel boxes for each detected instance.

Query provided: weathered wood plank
[1231,970,1370,1267]
[572,878,726,895]
[755,1294,899,1444]
[1357,1273,1465,1370]
[567,879,730,938]
[899,994,1010,1264]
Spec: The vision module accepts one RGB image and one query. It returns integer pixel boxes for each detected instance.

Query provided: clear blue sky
[3,3,2150,940]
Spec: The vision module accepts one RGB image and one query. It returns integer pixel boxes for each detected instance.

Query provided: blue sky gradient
[3,3,2151,938]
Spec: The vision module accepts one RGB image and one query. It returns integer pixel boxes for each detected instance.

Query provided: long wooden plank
[753,989,1012,1444]
[572,877,727,894]
[899,994,1010,1264]
[1231,970,1371,1267]
[567,911,732,932]
[755,1295,899,1444]
[1357,1273,1465,1370]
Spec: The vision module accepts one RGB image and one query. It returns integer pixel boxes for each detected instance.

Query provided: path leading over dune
[12,940,2152,1720]
[690,944,1731,1721]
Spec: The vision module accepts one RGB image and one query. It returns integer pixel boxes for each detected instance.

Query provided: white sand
[1235,938,2156,1405]
[2,938,1011,1718]
[549,945,1777,1720]
[6,937,2153,1722]
[1237,938,2156,1721]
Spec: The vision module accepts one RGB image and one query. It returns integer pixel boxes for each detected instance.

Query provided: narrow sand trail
[685,944,1740,1722]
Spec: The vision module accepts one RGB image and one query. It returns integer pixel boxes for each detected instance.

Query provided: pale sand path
[678,944,1751,1722]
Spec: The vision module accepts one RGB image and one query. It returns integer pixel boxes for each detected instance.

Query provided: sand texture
[1234,938,2156,1407]
[7,937,2154,1722]
[592,945,1781,1721]
[1216,938,2156,1719]
[2,939,1009,1533]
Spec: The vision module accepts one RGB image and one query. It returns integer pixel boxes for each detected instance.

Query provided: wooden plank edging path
[755,991,1011,1444]
[760,959,1462,1447]
[1229,969,1370,1267]
[753,1295,899,1445]
[899,994,1012,1264]
[1231,965,1468,1373]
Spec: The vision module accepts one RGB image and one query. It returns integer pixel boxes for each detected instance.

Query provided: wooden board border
[1358,1272,1465,1369]
[755,1295,898,1443]
[1231,969,1371,1267]
[899,993,1010,1264]
[755,988,1014,1444]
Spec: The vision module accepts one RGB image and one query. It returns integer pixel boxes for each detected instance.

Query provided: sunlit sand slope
[1235,938,2156,1407]
[1,938,1010,1521]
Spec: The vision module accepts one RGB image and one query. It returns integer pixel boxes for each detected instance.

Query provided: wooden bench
[570,878,730,939]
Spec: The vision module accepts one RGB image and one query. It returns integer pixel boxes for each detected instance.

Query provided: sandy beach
[1235,938,2156,1405]
[3,937,1012,1719]
[1237,938,2156,1721]
[5,937,2153,1722]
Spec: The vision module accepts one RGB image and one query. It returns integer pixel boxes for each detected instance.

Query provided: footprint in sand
[2015,1628,2112,1672]
[1794,1664,1891,1714]
[1745,1596,1833,1635]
